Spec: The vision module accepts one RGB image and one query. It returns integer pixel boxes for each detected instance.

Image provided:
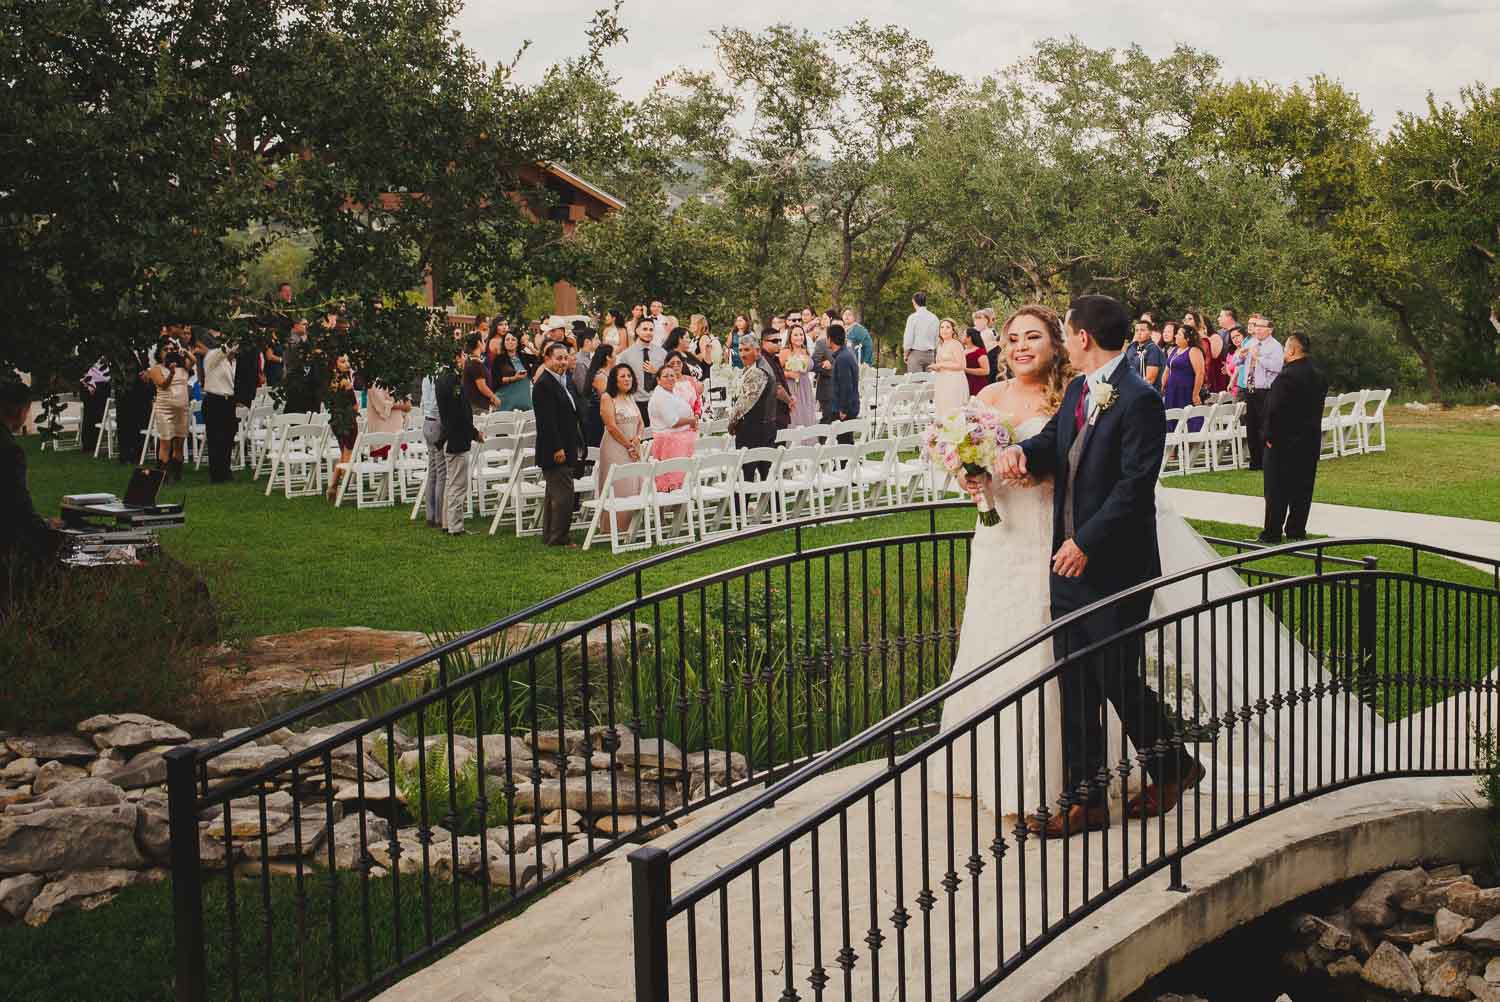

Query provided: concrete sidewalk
[1163,487,1500,566]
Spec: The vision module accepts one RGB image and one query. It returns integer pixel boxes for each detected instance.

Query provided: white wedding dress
[933,413,1379,820]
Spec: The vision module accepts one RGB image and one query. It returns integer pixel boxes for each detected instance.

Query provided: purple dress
[1163,349,1202,431]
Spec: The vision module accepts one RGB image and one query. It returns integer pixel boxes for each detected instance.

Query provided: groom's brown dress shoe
[1126,760,1207,820]
[1025,803,1110,838]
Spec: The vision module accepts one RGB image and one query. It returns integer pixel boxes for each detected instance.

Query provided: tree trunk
[1385,298,1444,406]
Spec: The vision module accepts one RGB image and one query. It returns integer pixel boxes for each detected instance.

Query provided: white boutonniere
[1087,381,1117,426]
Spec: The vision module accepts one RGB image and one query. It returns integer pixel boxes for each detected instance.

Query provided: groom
[997,294,1204,836]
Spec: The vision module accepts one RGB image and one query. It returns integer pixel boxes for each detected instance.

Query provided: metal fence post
[630,845,672,1002]
[166,745,207,1002]
[1358,556,1379,701]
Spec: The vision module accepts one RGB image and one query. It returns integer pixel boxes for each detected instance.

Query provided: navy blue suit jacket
[1019,360,1166,616]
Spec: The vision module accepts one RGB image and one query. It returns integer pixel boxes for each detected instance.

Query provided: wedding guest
[782,326,816,427]
[828,325,860,443]
[325,353,359,501]
[728,313,753,369]
[729,339,778,482]
[1127,318,1167,393]
[972,308,998,352]
[490,332,530,411]
[1228,328,1249,397]
[573,328,600,397]
[810,321,835,424]
[534,341,582,547]
[1243,315,1284,470]
[418,366,446,528]
[145,333,192,480]
[692,333,718,387]
[962,327,991,396]
[364,380,410,459]
[902,292,939,373]
[932,318,969,421]
[688,315,721,368]
[1,378,61,580]
[602,309,628,352]
[1189,308,1229,399]
[1158,320,1178,360]
[198,329,238,483]
[649,363,699,491]
[842,308,873,367]
[617,319,665,425]
[758,329,794,431]
[595,363,643,529]
[1260,332,1327,543]
[582,359,608,448]
[1163,325,1205,431]
[436,344,479,535]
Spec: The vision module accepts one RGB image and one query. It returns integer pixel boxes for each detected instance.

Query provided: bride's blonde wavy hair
[999,305,1074,416]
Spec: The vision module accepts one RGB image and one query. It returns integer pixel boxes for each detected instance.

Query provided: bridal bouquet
[923,402,1014,526]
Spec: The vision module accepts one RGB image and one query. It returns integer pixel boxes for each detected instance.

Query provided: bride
[933,305,1072,822]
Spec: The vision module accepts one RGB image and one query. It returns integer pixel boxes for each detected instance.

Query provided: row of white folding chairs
[1162,401,1245,476]
[775,417,872,446]
[581,437,939,553]
[1321,389,1390,459]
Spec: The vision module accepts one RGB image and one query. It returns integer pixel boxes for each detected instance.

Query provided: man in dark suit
[999,294,1202,836]
[533,341,584,547]
[827,325,860,443]
[729,339,778,483]
[1260,331,1328,543]
[436,344,479,536]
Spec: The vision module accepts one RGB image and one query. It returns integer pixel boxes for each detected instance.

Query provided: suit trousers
[422,416,446,526]
[905,349,935,374]
[1054,597,1196,808]
[1244,389,1270,468]
[1262,444,1318,539]
[541,466,575,546]
[81,388,109,453]
[443,449,469,534]
[203,393,238,482]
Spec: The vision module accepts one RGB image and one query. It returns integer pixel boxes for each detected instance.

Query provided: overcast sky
[457,0,1496,132]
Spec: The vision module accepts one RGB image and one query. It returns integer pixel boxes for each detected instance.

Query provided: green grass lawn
[1182,407,1500,522]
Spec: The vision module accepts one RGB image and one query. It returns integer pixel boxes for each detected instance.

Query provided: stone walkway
[1163,487,1500,565]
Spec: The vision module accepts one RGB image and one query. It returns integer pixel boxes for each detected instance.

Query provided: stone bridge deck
[376,766,1481,1002]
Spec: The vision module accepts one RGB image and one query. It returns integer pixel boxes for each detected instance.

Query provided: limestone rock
[236,805,336,861]
[511,773,680,815]
[4,800,52,817]
[1463,913,1500,950]
[682,748,750,787]
[47,777,126,808]
[31,760,88,796]
[1447,884,1500,922]
[479,735,532,772]
[79,714,191,750]
[199,790,294,822]
[1352,867,1428,928]
[1314,915,1353,952]
[1327,954,1363,979]
[6,734,96,764]
[135,798,171,862]
[88,750,126,780]
[1400,876,1475,916]
[204,810,291,839]
[0,873,44,920]
[110,750,167,790]
[1437,907,1477,945]
[206,744,287,778]
[616,736,683,771]
[0,804,143,873]
[1386,921,1438,945]
[329,814,393,870]
[1469,976,1500,1002]
[1362,941,1421,995]
[1487,955,1500,983]
[24,868,142,925]
[1413,943,1478,999]
[529,729,589,756]
[1,757,38,784]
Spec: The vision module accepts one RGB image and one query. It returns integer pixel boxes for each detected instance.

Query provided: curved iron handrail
[659,536,1497,865]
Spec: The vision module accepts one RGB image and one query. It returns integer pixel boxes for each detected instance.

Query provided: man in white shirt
[1244,315,1285,470]
[197,328,238,483]
[902,292,939,373]
[418,369,446,527]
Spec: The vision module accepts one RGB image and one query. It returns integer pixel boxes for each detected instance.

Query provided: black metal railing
[166,502,980,1001]
[628,539,1500,1002]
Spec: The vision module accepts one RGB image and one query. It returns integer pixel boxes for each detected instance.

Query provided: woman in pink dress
[932,318,969,421]
[649,364,699,491]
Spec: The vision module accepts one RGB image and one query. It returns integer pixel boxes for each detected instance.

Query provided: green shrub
[0,557,220,732]
[392,740,505,835]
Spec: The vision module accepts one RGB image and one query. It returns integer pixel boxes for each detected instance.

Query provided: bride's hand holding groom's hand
[996,444,1028,482]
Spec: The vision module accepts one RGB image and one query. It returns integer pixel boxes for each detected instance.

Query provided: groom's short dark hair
[1068,294,1130,351]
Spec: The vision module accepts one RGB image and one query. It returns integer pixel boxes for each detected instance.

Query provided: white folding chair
[777,425,826,446]
[1179,404,1216,475]
[469,436,519,516]
[693,452,741,539]
[254,412,305,480]
[266,423,326,498]
[1335,390,1366,456]
[1319,396,1342,460]
[43,396,82,452]
[1207,403,1242,471]
[333,432,398,507]
[827,418,871,444]
[850,438,899,510]
[1359,388,1390,453]
[892,433,936,502]
[582,461,656,553]
[734,448,784,526]
[812,444,858,515]
[188,397,207,469]
[393,427,429,503]
[93,395,118,458]
[1160,409,1187,477]
[651,457,698,546]
[776,445,824,519]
